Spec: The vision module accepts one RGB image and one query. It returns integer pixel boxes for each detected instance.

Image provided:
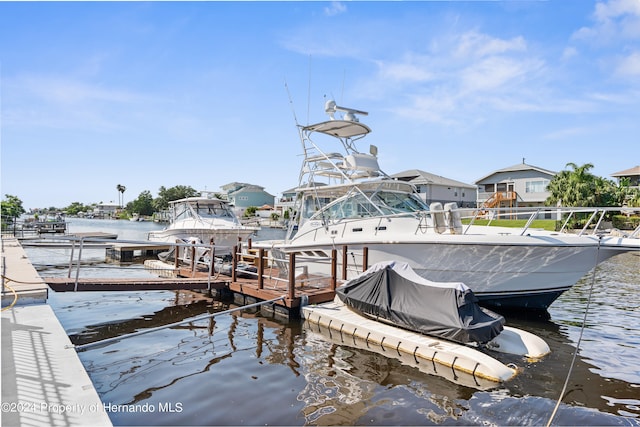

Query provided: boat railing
[458,206,640,237]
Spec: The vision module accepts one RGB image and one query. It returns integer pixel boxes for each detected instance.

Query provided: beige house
[611,166,640,189]
[391,169,477,208]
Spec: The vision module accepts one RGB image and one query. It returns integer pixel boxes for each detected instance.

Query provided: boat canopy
[303,120,371,139]
[169,197,236,221]
[336,261,505,344]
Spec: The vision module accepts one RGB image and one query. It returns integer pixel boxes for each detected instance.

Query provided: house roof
[391,169,476,189]
[611,165,640,177]
[475,162,556,183]
[221,182,265,191]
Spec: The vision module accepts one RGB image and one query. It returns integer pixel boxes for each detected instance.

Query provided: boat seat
[444,202,463,234]
[430,202,446,234]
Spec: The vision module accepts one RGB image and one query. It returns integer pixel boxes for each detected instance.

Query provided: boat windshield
[193,202,234,219]
[173,201,234,221]
[310,190,429,221]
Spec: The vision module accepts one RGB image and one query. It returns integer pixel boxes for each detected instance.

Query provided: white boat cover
[336,261,505,344]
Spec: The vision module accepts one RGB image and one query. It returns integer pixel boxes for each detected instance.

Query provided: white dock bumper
[302,299,549,389]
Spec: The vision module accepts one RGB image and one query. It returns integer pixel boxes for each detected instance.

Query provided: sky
[1,1,639,210]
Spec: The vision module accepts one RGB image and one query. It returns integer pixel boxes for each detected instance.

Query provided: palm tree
[116,184,126,208]
[546,162,595,207]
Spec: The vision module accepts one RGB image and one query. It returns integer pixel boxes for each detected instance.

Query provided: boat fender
[300,294,309,307]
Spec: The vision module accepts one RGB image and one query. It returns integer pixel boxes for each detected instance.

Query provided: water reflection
[34,224,638,426]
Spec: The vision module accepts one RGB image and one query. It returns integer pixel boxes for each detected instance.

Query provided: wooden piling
[342,245,348,280]
[288,252,295,300]
[258,248,264,289]
[331,249,337,290]
[363,247,369,272]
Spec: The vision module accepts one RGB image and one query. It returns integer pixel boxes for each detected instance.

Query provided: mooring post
[331,249,337,290]
[232,245,238,282]
[68,239,76,278]
[288,252,295,300]
[190,246,196,277]
[74,238,84,292]
[174,240,180,269]
[258,248,264,289]
[208,245,215,290]
[342,245,348,280]
[362,246,369,272]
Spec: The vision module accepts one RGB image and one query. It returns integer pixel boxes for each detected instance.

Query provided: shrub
[612,215,640,230]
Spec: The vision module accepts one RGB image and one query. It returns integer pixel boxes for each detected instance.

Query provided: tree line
[2,164,639,224]
[1,185,204,222]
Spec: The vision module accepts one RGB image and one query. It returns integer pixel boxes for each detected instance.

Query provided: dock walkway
[1,238,112,427]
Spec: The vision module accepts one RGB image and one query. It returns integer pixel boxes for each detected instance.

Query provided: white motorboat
[148,196,258,250]
[256,99,639,310]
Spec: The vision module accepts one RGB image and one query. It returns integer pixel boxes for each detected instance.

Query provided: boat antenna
[307,54,312,125]
[340,68,346,104]
[284,80,299,126]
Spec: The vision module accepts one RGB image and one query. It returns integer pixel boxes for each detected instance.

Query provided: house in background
[611,166,640,189]
[390,169,476,208]
[93,202,120,219]
[475,161,556,215]
[220,182,275,217]
[274,186,297,218]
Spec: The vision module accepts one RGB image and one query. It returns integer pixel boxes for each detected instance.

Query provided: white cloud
[573,0,640,43]
[4,74,157,132]
[366,30,549,126]
[375,55,435,83]
[453,31,527,59]
[324,1,347,17]
[459,56,540,94]
[615,50,640,77]
[19,75,145,105]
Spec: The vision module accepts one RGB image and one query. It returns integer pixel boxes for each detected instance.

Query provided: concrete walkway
[1,237,112,427]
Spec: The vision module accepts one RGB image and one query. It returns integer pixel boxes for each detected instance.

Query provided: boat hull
[268,237,621,310]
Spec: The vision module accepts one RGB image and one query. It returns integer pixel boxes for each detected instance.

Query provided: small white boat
[303,261,550,388]
[148,196,258,250]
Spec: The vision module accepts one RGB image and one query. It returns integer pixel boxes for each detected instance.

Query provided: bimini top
[336,261,505,344]
[303,120,371,139]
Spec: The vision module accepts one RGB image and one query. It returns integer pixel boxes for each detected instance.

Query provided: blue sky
[1,1,639,210]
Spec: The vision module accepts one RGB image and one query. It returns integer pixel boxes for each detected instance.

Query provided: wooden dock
[42,244,368,318]
[44,268,337,317]
[105,242,171,262]
[45,277,221,292]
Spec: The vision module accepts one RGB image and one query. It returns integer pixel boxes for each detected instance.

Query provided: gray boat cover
[336,261,505,344]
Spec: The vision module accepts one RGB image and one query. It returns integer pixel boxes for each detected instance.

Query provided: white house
[475,161,556,215]
[93,203,120,218]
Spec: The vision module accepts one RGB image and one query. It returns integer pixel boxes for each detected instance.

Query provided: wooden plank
[44,277,225,292]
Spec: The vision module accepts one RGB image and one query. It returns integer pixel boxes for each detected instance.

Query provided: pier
[40,239,353,318]
[1,238,112,427]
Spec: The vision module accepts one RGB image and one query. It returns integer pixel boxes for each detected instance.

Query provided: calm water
[26,218,640,426]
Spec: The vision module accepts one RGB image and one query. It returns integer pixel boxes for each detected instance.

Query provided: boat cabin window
[172,201,234,221]
[193,202,234,218]
[311,191,429,221]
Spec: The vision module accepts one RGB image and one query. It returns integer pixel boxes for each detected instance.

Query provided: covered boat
[336,261,505,344]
